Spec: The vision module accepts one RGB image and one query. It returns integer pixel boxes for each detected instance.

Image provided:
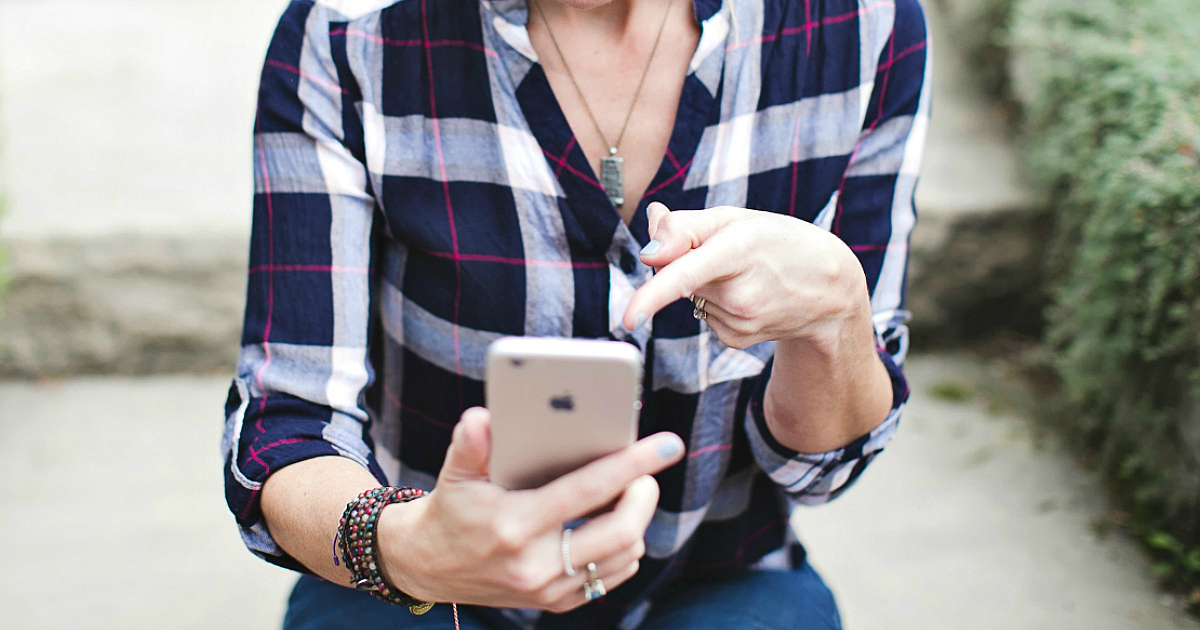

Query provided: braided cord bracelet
[334,486,461,628]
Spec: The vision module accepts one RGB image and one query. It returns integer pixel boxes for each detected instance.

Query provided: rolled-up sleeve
[221,0,383,569]
[744,0,929,505]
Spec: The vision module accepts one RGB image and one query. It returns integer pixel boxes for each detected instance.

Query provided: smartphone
[485,337,643,490]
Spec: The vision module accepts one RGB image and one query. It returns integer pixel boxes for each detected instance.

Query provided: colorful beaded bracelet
[334,486,434,614]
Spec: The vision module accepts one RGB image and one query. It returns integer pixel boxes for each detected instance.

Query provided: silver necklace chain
[531,0,676,156]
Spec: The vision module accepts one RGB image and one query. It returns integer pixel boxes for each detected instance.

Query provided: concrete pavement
[794,356,1198,629]
[0,375,293,629]
[2,355,1196,629]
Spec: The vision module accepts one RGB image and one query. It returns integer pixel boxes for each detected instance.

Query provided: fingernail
[657,438,683,460]
[640,240,662,257]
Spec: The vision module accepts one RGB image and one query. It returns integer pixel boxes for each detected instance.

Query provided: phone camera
[510,357,525,367]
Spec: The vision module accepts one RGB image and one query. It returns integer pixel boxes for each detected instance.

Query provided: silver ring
[583,562,606,600]
[690,295,707,320]
[561,528,577,577]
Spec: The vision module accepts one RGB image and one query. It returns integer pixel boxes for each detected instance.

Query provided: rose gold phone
[486,337,643,490]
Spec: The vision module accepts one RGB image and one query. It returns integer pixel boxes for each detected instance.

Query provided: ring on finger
[561,528,577,577]
[690,295,707,320]
[583,562,606,601]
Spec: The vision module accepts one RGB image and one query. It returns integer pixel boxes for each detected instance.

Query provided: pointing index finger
[624,238,737,330]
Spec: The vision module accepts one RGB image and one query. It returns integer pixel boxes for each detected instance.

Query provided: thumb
[438,407,492,483]
[639,205,745,268]
[646,201,671,240]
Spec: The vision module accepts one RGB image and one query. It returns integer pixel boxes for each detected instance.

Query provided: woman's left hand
[623,202,871,350]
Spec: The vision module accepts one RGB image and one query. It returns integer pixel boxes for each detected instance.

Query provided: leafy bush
[1012,0,1200,610]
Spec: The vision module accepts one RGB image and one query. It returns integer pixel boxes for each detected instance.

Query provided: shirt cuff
[222,378,386,572]
[744,347,908,504]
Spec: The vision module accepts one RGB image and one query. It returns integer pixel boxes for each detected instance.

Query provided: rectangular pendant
[600,155,625,207]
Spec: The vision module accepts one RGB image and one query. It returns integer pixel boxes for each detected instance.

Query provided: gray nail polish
[640,240,662,256]
[658,438,683,460]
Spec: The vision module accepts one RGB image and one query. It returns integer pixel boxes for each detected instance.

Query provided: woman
[223,0,928,627]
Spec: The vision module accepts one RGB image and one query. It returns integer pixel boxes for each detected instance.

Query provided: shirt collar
[481,0,730,68]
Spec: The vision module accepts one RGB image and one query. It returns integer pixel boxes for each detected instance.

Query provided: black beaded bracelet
[335,487,433,614]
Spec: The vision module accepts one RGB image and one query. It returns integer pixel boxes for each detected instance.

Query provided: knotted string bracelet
[334,487,460,629]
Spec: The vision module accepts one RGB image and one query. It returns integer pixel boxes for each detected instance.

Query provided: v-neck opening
[496,0,729,251]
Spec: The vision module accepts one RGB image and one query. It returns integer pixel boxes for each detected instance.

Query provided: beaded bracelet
[334,487,434,614]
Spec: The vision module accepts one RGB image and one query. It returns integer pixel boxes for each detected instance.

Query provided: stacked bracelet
[335,486,434,614]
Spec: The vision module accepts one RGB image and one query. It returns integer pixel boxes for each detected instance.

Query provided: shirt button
[620,249,638,275]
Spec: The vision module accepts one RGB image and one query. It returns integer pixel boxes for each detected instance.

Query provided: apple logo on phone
[549,392,575,411]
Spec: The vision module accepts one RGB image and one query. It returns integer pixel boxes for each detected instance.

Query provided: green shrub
[1012,0,1200,610]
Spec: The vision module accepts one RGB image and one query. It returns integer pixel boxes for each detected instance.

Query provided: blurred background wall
[0,1,282,376]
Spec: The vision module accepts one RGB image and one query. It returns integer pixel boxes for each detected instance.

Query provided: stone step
[0,235,247,375]
[907,0,1048,344]
[0,0,1047,376]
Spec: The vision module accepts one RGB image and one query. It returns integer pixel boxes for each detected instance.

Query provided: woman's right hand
[377,407,686,612]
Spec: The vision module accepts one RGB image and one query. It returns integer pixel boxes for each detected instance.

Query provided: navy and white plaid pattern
[223,0,928,626]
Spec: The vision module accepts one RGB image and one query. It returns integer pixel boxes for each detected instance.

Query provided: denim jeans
[283,563,842,630]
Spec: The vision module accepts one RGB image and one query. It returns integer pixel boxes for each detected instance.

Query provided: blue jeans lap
[283,563,841,630]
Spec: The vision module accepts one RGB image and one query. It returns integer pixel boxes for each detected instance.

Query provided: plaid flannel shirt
[223,0,928,626]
